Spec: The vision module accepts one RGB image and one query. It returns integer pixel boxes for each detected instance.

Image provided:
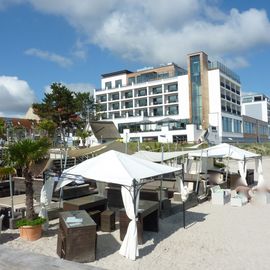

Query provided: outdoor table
[57,210,97,262]
[119,200,159,245]
[63,195,107,213]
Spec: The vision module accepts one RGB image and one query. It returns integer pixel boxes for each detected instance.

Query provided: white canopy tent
[56,150,179,260]
[188,143,264,187]
[132,150,190,163]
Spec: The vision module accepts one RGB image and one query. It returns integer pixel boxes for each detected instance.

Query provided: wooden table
[119,200,159,245]
[57,210,97,262]
[63,195,107,213]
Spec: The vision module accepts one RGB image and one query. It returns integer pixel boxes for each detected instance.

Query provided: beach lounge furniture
[210,186,230,205]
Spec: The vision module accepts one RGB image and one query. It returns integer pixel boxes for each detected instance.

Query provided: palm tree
[7,138,50,220]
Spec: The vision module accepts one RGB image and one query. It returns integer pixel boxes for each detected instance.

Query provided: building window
[128,77,135,85]
[153,107,163,116]
[97,95,107,102]
[243,121,255,134]
[153,97,162,105]
[100,104,107,111]
[168,105,178,115]
[112,103,119,110]
[222,117,232,132]
[124,101,133,109]
[138,88,147,96]
[138,99,147,107]
[233,119,241,133]
[167,84,178,92]
[157,72,169,79]
[152,86,162,94]
[168,95,178,103]
[115,79,122,88]
[111,93,119,100]
[190,55,202,126]
[105,81,112,89]
[124,91,133,99]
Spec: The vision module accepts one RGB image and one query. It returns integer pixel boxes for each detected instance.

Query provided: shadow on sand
[0,232,20,244]
[139,207,207,258]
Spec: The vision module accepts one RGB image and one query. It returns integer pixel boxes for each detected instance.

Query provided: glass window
[111,93,119,100]
[168,95,178,103]
[138,88,147,96]
[138,99,147,107]
[152,86,162,94]
[153,97,162,105]
[124,91,133,98]
[100,104,107,111]
[99,95,107,102]
[168,84,178,92]
[168,106,178,115]
[153,107,163,116]
[115,79,122,88]
[222,117,232,132]
[105,81,112,89]
[190,55,202,125]
[125,101,133,108]
[112,103,119,110]
[128,77,135,85]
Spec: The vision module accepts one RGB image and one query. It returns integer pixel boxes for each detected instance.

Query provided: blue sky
[0,0,270,116]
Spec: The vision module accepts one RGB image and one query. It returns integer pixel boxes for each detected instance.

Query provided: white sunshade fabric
[57,150,179,260]
[133,150,190,163]
[188,143,260,160]
[57,150,179,188]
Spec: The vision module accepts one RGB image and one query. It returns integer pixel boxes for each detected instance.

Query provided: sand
[1,157,270,270]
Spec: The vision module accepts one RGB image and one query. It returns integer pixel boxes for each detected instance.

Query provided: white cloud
[45,82,95,95]
[25,48,73,68]
[0,76,36,117]
[4,1,270,68]
[0,0,23,10]
[27,1,270,67]
[222,56,250,69]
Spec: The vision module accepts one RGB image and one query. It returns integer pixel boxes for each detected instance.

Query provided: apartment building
[241,93,270,140]
[95,51,243,144]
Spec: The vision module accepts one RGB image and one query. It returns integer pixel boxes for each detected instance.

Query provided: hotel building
[241,93,270,141]
[94,51,243,144]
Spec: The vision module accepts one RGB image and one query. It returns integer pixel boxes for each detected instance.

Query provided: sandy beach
[1,157,270,270]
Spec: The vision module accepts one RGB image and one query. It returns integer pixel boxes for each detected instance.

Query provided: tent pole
[9,174,14,219]
[183,201,185,229]
[195,149,203,194]
[225,144,231,183]
[160,144,164,215]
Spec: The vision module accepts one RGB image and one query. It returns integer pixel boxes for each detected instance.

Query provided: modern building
[241,93,270,140]
[242,115,269,142]
[95,51,243,144]
[242,93,270,124]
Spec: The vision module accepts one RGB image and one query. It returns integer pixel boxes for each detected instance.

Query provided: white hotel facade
[94,52,243,144]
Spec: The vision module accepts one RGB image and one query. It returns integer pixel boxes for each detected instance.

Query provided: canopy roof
[133,150,189,162]
[58,150,179,188]
[189,143,260,160]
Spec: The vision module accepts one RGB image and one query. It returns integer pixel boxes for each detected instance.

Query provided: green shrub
[16,217,46,228]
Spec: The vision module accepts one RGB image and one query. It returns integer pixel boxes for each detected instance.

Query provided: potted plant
[16,217,47,241]
[7,138,50,240]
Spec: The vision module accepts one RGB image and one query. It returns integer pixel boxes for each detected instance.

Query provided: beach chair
[0,214,4,235]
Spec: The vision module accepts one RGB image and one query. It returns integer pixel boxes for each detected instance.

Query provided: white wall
[178,75,190,119]
[208,70,222,137]
[101,74,128,89]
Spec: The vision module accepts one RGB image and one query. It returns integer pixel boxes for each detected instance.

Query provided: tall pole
[160,144,164,215]
[125,132,128,154]
[9,174,14,219]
